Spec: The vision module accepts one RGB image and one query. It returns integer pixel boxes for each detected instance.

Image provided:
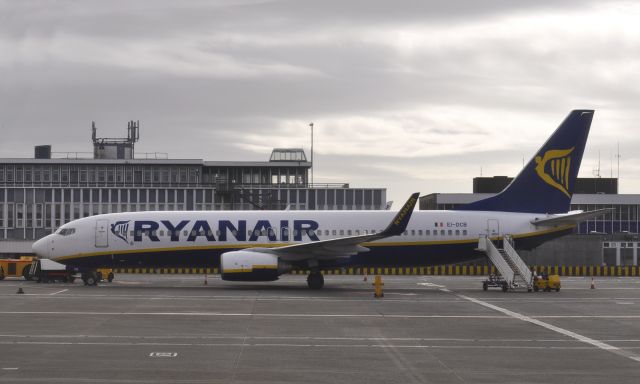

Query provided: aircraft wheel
[482,282,488,291]
[501,282,508,292]
[307,272,324,289]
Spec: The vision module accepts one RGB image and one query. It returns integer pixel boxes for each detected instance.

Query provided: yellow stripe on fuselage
[55,225,575,262]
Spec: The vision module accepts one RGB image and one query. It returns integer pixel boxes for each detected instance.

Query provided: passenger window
[440,230,445,236]
[332,230,337,236]
[448,230,452,236]
[403,230,408,236]
[463,230,467,236]
[293,229,299,237]
[418,230,422,236]
[324,230,329,236]
[411,230,415,236]
[426,230,430,235]
[207,230,213,236]
[183,230,188,236]
[355,230,360,235]
[191,230,196,236]
[339,230,344,236]
[347,230,352,236]
[455,230,460,236]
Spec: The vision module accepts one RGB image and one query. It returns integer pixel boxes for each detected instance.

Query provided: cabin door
[95,219,109,248]
[486,219,500,237]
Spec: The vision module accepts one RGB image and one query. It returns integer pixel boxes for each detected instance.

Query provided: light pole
[310,122,314,186]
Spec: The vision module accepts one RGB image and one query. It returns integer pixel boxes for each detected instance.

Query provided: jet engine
[220,250,291,281]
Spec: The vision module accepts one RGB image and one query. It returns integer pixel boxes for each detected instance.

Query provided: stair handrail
[478,235,514,285]
[503,234,534,287]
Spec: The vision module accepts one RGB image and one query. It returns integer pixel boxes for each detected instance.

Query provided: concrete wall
[518,234,605,265]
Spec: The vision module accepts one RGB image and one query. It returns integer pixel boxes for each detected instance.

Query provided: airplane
[33,110,600,289]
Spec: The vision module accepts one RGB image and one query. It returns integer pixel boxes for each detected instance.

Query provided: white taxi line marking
[49,289,68,295]
[456,293,640,363]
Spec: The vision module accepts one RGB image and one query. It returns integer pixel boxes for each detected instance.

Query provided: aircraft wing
[530,208,612,227]
[248,193,419,261]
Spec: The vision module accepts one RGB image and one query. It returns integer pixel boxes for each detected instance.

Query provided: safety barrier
[113,265,640,276]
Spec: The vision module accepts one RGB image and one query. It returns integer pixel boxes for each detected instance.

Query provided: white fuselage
[33,209,564,269]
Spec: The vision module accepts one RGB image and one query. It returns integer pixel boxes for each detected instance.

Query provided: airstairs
[478,234,534,292]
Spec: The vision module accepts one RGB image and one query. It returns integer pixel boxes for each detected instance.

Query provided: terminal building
[0,121,386,257]
[420,176,640,266]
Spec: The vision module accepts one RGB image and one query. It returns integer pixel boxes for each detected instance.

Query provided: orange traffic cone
[590,277,595,289]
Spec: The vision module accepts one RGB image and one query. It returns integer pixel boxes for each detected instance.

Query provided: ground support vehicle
[482,274,509,292]
[533,274,561,292]
[0,257,35,280]
[29,259,75,283]
[96,268,115,282]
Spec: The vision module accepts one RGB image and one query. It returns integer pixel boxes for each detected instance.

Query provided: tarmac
[1,274,640,383]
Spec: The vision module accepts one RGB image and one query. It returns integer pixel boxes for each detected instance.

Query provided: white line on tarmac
[1,310,640,319]
[456,293,640,363]
[0,311,508,318]
[1,340,640,351]
[48,289,68,295]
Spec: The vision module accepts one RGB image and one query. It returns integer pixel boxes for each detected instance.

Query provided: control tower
[92,120,140,159]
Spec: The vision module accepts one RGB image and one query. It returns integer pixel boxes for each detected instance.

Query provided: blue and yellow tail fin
[460,110,594,214]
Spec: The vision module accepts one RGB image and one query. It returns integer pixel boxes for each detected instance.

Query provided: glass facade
[0,161,386,242]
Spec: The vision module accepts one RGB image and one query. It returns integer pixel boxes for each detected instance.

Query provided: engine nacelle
[220,250,290,281]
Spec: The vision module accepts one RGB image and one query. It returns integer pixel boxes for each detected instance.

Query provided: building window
[26,204,34,228]
[16,203,24,228]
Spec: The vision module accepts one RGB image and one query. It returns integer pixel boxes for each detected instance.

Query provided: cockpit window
[58,228,76,236]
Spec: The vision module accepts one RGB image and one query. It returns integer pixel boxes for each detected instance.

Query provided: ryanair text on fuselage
[111,219,321,244]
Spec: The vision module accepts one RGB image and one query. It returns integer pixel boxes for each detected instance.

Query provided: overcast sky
[2,0,640,205]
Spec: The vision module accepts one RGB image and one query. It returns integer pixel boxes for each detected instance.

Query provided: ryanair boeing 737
[32,110,601,289]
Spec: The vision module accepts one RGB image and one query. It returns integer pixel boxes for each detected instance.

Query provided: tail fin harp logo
[534,147,574,198]
[111,221,130,244]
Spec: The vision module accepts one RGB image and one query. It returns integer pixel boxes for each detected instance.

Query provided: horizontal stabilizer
[531,208,612,226]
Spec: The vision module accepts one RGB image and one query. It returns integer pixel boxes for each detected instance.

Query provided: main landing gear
[307,271,324,289]
[81,271,99,286]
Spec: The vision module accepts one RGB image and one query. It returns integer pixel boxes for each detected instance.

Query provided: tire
[307,272,324,289]
[86,276,97,286]
[555,287,560,292]
[69,276,76,283]
[482,283,488,291]
[502,283,508,292]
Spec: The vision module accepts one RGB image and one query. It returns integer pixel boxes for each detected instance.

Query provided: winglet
[381,193,419,237]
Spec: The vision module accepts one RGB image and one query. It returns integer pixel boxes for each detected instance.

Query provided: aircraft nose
[32,236,51,259]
